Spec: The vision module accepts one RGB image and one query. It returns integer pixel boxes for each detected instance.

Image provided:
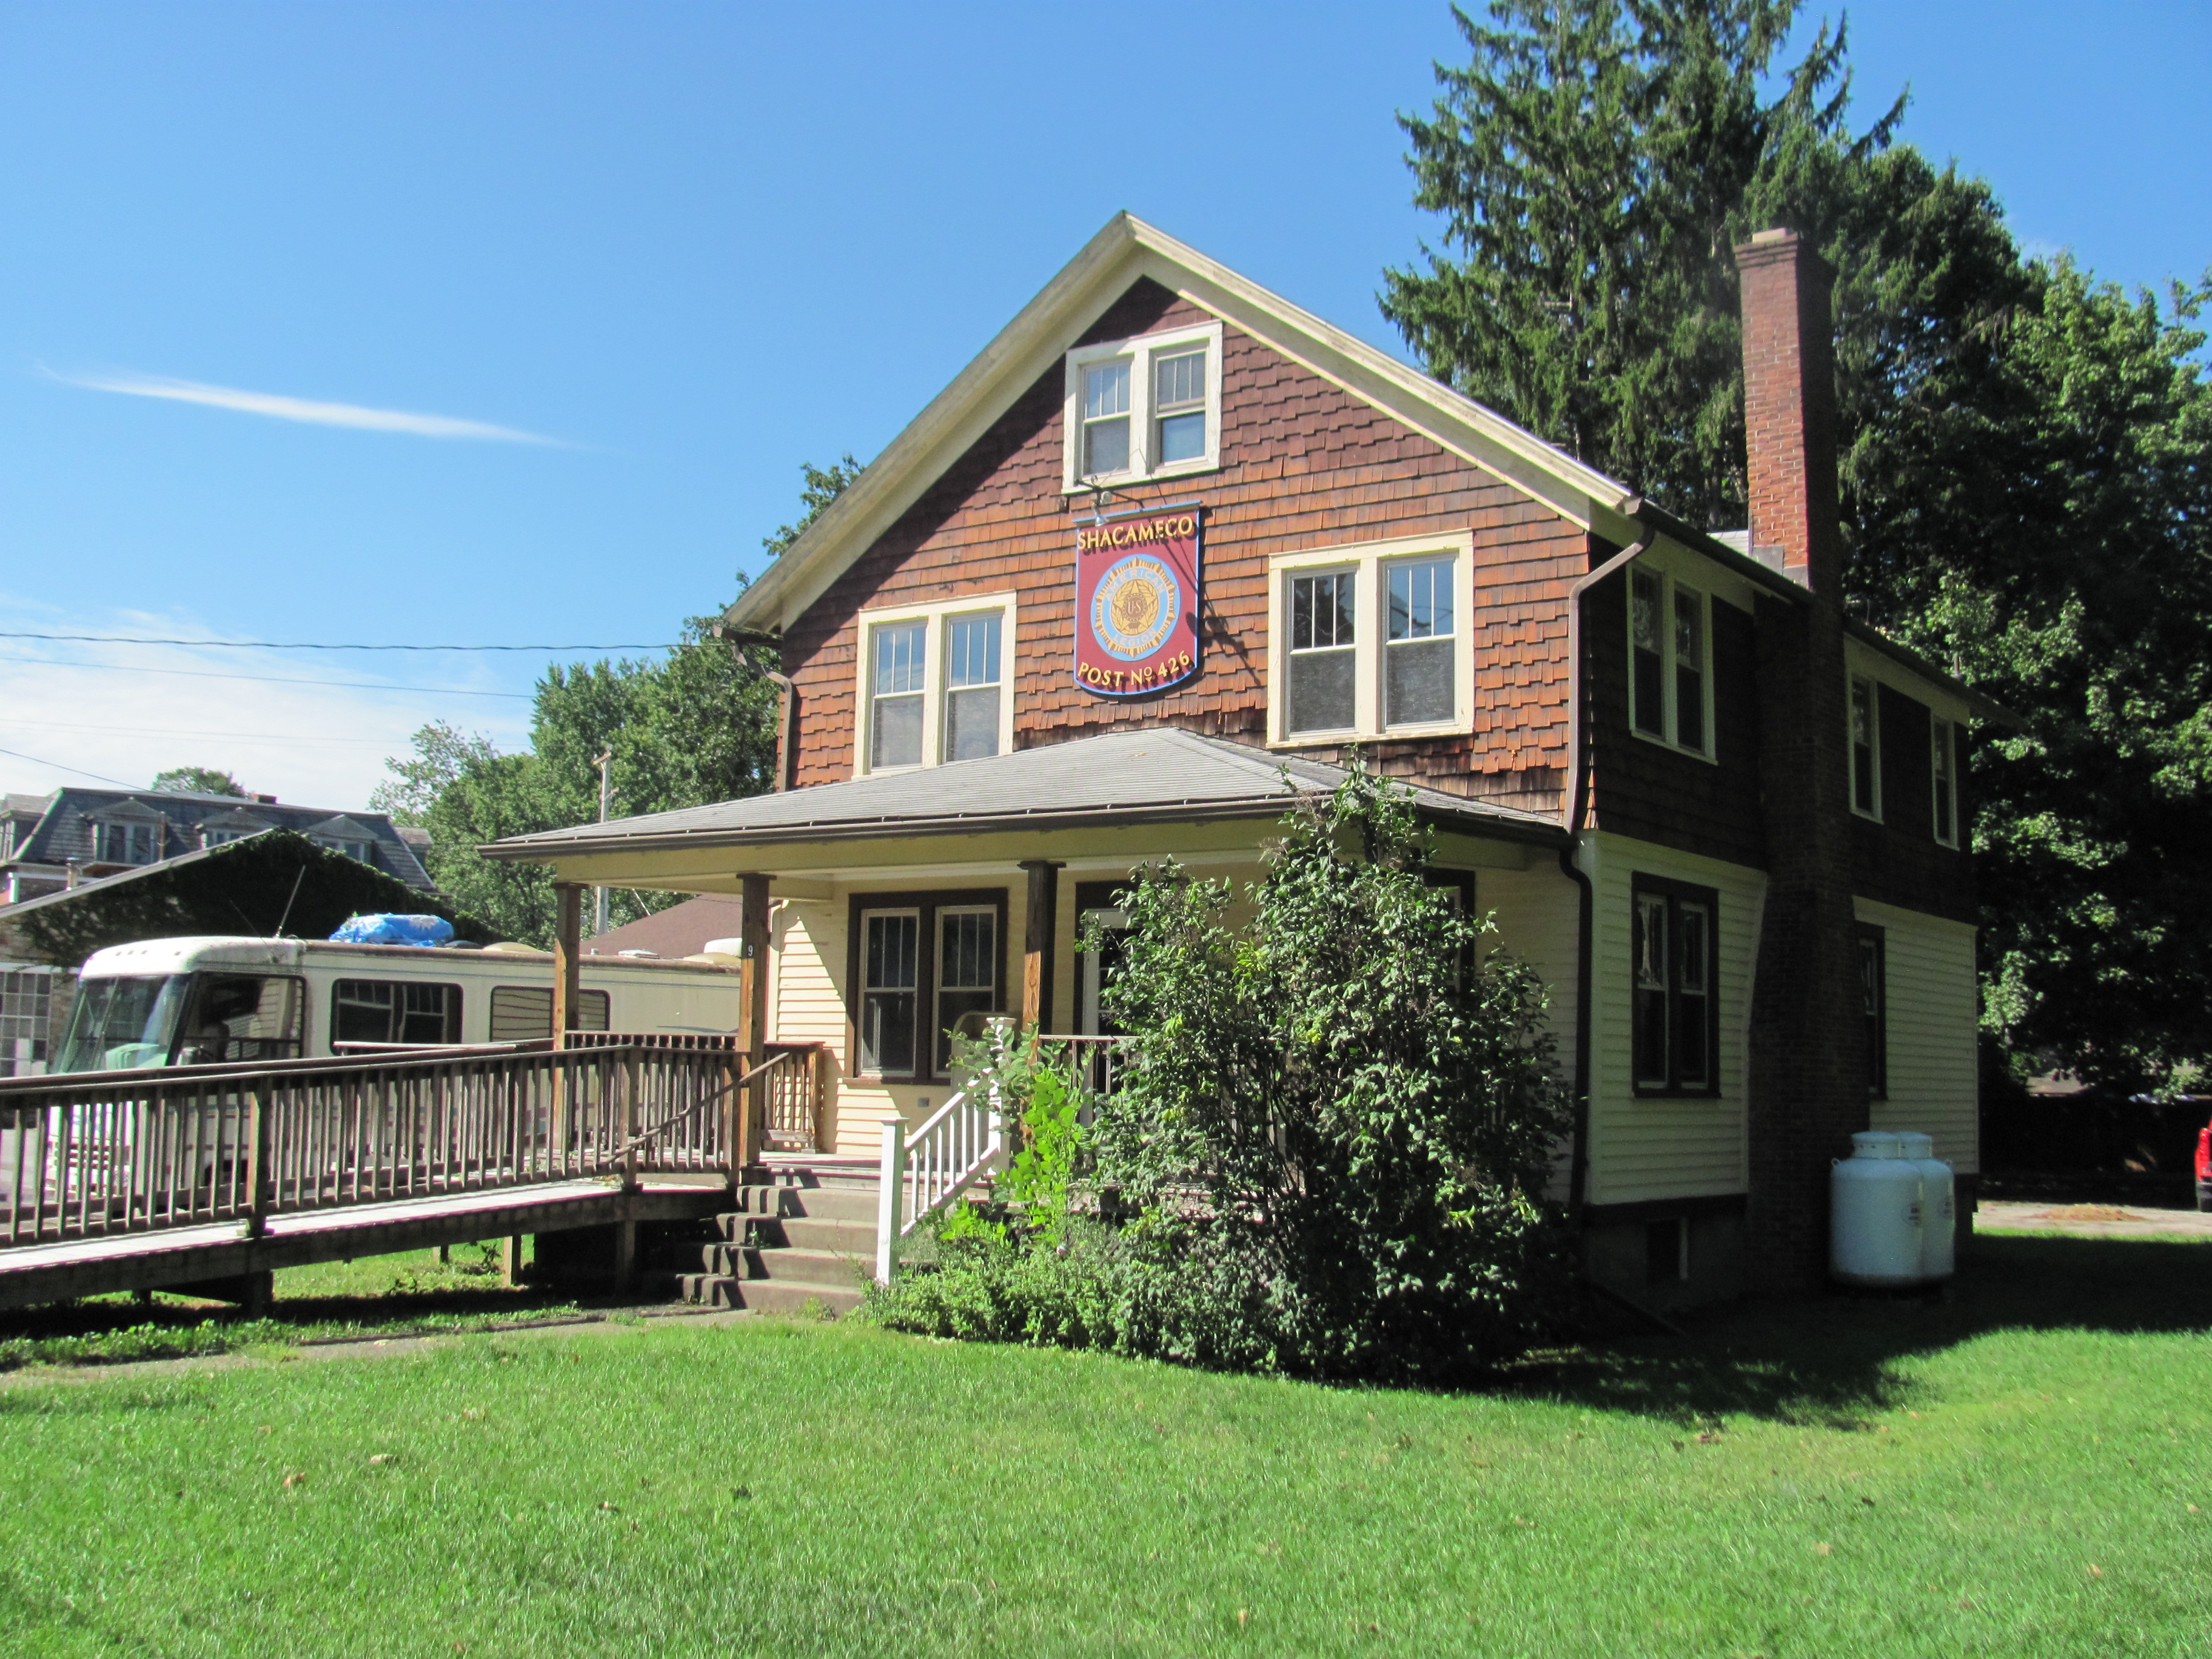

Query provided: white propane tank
[1897,1131,1956,1282]
[1830,1131,1925,1287]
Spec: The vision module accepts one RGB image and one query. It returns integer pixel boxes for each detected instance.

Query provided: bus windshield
[55,975,193,1073]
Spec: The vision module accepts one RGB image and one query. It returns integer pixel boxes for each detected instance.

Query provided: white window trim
[1931,715,1959,848]
[851,591,1019,778]
[1265,532,1476,746]
[1062,320,1225,492]
[1849,673,1883,822]
[1626,563,1717,764]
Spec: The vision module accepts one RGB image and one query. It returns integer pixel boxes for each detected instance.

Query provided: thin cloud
[44,367,566,445]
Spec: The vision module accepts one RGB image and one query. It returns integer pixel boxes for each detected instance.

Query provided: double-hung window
[1931,716,1959,846]
[1848,675,1881,818]
[850,889,1007,1082]
[1062,321,1224,488]
[859,910,921,1077]
[1287,569,1358,734]
[1629,568,1713,756]
[1269,534,1475,744]
[1858,926,1888,1098]
[1632,879,1718,1096]
[934,906,999,1074]
[853,595,1017,776]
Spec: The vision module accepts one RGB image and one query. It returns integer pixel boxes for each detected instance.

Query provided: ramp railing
[0,1036,739,1248]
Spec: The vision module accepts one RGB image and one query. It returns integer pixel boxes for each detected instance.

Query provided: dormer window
[93,822,156,865]
[1063,321,1224,489]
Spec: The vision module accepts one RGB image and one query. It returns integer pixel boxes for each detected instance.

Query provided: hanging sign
[1072,504,1202,697]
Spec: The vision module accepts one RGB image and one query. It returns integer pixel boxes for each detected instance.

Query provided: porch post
[736,873,771,1170]
[551,882,584,1047]
[1019,860,1063,1039]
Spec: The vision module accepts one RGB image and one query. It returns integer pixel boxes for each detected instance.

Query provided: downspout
[1558,514,1658,1215]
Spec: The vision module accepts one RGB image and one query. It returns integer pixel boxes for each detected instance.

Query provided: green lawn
[0,1244,583,1372]
[2,1233,2208,1658]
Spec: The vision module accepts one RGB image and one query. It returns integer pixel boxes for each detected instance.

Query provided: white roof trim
[729,213,1639,634]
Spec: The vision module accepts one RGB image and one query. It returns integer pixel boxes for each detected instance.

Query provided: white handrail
[873,1081,1004,1284]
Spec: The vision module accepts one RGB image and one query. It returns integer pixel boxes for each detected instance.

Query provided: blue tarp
[328,913,456,947]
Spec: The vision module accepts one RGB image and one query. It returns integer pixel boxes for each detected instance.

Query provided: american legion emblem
[1072,505,1202,696]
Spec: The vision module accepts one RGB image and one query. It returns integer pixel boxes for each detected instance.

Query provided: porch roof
[480,729,1567,863]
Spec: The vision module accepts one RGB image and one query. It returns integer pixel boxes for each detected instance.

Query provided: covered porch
[483,729,1578,1159]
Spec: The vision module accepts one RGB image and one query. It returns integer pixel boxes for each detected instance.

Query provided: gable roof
[483,728,1566,861]
[726,213,2020,729]
[728,213,1646,635]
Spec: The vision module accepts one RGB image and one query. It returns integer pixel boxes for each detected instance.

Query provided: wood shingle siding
[780,278,1585,816]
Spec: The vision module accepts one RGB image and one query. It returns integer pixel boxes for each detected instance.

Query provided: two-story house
[0,786,435,905]
[484,216,2009,1302]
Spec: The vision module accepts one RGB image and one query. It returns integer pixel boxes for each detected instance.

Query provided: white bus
[53,935,746,1073]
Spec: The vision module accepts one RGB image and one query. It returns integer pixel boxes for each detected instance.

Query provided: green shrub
[869,762,1574,1382]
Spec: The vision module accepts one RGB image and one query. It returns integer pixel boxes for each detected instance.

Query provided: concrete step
[727,1185,877,1225]
[779,1215,877,1253]
[643,1270,863,1318]
[741,1244,868,1290]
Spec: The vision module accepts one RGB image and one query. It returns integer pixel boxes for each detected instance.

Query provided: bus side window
[181,974,304,1065]
[489,985,609,1041]
[332,980,463,1047]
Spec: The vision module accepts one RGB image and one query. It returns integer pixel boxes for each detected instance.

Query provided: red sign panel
[1073,506,1202,697]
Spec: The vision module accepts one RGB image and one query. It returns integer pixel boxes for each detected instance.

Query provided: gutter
[1621,496,2025,730]
[480,793,1572,863]
[1557,526,1655,1216]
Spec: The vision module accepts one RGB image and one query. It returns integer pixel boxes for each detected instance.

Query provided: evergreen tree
[1386,1,2212,1089]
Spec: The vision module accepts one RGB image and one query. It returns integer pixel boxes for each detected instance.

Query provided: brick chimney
[1735,224,1868,1293]
[1737,228,1842,597]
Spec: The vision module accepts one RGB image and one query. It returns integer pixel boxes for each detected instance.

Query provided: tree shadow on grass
[1498,1233,2212,1429]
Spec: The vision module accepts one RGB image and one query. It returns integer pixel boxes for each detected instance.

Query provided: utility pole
[593,749,616,937]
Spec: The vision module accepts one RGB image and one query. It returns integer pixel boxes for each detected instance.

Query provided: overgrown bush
[866,763,1574,1382]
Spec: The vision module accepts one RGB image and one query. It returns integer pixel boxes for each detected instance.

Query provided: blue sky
[2,1,2205,810]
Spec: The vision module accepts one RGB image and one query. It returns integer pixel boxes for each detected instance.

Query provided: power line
[0,631,679,652]
[0,654,532,699]
[0,745,146,790]
[6,717,399,746]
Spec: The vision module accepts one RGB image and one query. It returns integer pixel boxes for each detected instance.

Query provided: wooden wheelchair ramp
[0,1034,808,1309]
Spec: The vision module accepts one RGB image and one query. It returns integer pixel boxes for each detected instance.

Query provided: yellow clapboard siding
[1857,896,1980,1172]
[1582,831,1765,1205]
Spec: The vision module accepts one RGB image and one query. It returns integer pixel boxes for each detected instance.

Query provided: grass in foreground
[2,1233,2208,1658]
[0,1244,584,1373]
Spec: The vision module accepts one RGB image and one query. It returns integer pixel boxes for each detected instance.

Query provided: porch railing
[0,1035,740,1249]
[762,1041,829,1152]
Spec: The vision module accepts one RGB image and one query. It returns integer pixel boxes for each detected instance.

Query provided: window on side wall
[1931,717,1959,847]
[1062,321,1224,489]
[853,595,1017,777]
[1632,878,1718,1096]
[1628,568,1712,757]
[1269,536,1473,745]
[1849,675,1882,818]
[1858,926,1888,1098]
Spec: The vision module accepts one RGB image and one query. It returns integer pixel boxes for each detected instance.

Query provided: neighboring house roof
[0,827,491,967]
[731,211,2018,727]
[587,894,748,958]
[0,787,436,889]
[484,728,1568,861]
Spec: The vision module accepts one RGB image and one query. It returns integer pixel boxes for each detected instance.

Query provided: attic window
[1062,321,1223,490]
[93,822,156,865]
